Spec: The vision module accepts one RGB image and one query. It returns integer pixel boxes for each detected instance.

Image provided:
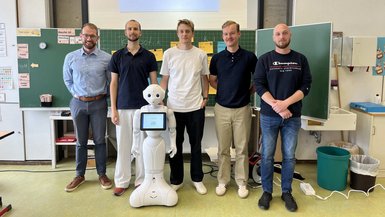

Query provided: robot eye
[156,94,160,97]
[147,94,151,97]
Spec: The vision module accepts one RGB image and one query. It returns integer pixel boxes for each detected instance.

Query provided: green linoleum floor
[1,159,385,217]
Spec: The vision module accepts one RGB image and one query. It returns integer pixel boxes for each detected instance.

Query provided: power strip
[300,182,315,196]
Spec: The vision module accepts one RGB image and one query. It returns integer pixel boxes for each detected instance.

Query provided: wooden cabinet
[349,109,385,177]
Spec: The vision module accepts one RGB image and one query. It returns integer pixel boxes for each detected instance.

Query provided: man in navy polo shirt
[109,20,158,196]
[209,20,257,198]
[254,23,312,212]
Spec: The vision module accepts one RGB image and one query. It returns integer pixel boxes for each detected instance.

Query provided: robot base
[129,174,178,207]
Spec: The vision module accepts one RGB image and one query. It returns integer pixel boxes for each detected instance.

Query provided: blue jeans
[260,114,301,193]
[70,97,108,177]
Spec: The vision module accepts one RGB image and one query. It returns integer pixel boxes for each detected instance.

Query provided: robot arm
[131,109,142,158]
[167,108,177,158]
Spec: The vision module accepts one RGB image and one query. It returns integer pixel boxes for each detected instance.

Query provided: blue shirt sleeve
[63,53,74,96]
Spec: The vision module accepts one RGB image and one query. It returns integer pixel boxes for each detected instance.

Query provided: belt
[75,94,106,102]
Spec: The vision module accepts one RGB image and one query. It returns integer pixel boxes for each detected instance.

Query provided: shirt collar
[123,45,143,55]
[224,46,243,57]
[81,47,99,56]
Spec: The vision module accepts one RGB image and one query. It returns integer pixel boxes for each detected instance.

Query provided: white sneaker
[170,183,184,191]
[193,181,207,195]
[215,184,227,196]
[238,185,249,198]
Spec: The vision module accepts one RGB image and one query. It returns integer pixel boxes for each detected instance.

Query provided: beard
[83,41,96,50]
[128,36,139,42]
[275,39,291,49]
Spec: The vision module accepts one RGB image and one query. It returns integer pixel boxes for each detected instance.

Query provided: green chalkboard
[18,28,255,108]
[17,29,82,108]
[256,23,331,120]
[99,29,255,56]
[99,29,256,107]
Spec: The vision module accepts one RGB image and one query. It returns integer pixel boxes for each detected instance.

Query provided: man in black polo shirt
[109,20,158,196]
[209,20,257,198]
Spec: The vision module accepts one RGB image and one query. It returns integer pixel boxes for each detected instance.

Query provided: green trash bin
[316,146,351,191]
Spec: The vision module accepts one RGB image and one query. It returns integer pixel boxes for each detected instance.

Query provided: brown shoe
[113,187,127,196]
[65,176,85,192]
[99,175,112,190]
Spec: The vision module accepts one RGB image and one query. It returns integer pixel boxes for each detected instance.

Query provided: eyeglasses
[81,34,98,40]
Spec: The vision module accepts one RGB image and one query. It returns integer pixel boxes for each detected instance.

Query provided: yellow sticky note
[16,28,41,37]
[207,74,217,94]
[199,41,214,54]
[209,85,217,95]
[170,41,178,48]
[207,55,212,68]
[149,48,164,61]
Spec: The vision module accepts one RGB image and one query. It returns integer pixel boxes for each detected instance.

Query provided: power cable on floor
[296,179,385,200]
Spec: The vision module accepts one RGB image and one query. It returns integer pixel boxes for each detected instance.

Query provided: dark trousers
[169,108,205,184]
[70,97,107,177]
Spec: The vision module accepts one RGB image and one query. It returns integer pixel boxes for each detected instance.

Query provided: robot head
[143,84,165,105]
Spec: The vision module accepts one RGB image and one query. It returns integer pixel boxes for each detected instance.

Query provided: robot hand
[131,144,140,159]
[168,145,177,158]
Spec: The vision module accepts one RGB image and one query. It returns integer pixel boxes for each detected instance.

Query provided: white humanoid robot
[129,84,178,207]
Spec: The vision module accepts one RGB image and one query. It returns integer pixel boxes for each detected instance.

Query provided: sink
[301,107,357,131]
[329,107,352,115]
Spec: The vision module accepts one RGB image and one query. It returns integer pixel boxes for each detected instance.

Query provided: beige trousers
[214,103,251,187]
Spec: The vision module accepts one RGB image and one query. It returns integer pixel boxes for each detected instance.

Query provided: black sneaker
[258,192,272,210]
[281,192,298,212]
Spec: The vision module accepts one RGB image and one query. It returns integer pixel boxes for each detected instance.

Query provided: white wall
[18,0,51,28]
[294,0,385,111]
[293,0,385,159]
[89,0,249,29]
[0,0,25,160]
[294,0,385,36]
[295,0,385,107]
[0,0,19,103]
[7,0,53,160]
[246,0,258,29]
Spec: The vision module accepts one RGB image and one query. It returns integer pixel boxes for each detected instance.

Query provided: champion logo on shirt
[271,61,301,72]
[272,61,298,66]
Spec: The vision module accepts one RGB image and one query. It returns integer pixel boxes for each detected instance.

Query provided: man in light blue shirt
[63,23,112,192]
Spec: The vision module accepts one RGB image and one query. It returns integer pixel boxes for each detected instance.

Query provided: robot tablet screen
[140,112,167,131]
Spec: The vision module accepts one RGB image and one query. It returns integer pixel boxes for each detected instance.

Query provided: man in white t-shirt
[160,19,209,195]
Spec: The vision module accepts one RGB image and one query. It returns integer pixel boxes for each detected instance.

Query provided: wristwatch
[203,97,208,100]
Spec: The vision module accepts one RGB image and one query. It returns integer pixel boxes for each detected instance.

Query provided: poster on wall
[17,43,29,59]
[0,67,13,90]
[18,73,30,88]
[0,23,6,57]
[373,37,385,76]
